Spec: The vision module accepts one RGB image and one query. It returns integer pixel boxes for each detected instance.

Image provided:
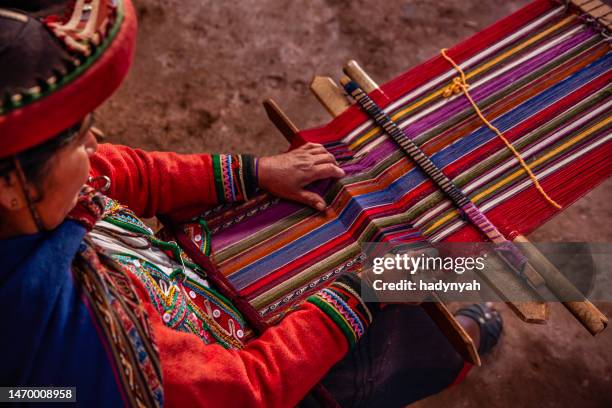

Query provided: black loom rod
[340,78,548,289]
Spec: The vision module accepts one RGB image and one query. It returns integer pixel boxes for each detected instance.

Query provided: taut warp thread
[177,0,610,330]
[342,79,538,288]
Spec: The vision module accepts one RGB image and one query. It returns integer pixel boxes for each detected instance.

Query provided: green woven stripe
[198,218,213,256]
[365,86,612,234]
[104,216,152,235]
[307,295,356,346]
[250,245,361,310]
[414,39,603,146]
[212,155,226,204]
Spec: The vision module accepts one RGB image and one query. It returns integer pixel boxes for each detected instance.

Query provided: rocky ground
[98,0,612,406]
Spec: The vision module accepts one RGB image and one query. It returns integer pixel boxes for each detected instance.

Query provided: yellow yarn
[440,48,562,210]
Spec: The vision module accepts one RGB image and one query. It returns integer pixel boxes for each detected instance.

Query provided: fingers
[302,142,324,151]
[306,163,345,183]
[301,143,338,165]
[302,142,330,156]
[295,190,327,211]
[312,152,338,165]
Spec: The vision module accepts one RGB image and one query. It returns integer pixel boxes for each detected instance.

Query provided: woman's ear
[0,173,26,211]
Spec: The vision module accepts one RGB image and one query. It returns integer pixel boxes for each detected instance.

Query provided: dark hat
[0,0,137,158]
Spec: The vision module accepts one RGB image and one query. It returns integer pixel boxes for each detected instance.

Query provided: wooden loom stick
[337,63,549,325]
[514,235,608,335]
[342,62,607,335]
[341,79,547,289]
[343,60,378,93]
[307,76,481,366]
[310,76,351,117]
[341,76,557,325]
[263,99,300,144]
[422,295,482,366]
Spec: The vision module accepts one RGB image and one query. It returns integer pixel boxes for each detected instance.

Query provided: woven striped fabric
[183,0,611,322]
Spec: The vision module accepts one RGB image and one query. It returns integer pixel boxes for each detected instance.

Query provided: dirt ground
[97,0,612,406]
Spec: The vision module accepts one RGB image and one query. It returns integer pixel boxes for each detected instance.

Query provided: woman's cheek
[67,146,92,186]
[58,148,91,209]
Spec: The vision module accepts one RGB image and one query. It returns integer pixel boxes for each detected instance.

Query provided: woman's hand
[258,143,345,211]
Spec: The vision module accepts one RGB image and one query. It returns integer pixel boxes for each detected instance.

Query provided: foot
[455,303,503,356]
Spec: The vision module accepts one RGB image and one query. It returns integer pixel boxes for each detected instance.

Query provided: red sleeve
[89,144,219,218]
[137,287,349,407]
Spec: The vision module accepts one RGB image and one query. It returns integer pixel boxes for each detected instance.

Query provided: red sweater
[90,144,368,407]
[91,144,220,219]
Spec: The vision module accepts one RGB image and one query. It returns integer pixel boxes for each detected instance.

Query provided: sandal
[455,303,503,356]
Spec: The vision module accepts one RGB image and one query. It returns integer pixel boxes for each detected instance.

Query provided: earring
[10,198,18,208]
[87,175,111,192]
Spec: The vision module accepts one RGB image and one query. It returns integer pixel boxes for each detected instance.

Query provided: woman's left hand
[257,143,345,211]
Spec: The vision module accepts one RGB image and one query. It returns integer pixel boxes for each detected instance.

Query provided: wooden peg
[343,60,378,93]
[571,0,593,7]
[571,0,612,30]
[263,98,300,144]
[580,0,603,12]
[592,2,612,31]
[309,76,351,117]
[589,3,608,16]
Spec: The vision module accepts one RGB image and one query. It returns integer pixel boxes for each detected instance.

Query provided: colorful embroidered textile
[91,196,374,349]
[0,214,163,407]
[68,187,165,406]
[90,198,251,347]
[181,0,611,322]
[72,240,164,407]
[85,190,374,406]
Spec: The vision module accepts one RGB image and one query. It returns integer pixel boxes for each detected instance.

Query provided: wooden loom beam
[514,236,607,335]
[339,60,607,335]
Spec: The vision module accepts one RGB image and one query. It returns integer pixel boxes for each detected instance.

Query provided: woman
[0,1,501,406]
